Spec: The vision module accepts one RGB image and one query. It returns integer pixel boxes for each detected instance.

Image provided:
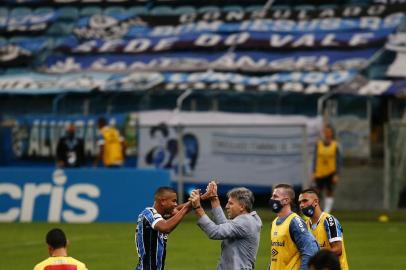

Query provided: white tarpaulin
[386,33,406,77]
[137,111,321,187]
[386,52,406,77]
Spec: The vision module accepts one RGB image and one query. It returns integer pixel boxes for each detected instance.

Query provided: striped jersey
[307,212,349,270]
[135,207,167,270]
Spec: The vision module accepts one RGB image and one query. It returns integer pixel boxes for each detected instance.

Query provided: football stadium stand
[1,0,406,209]
[0,0,404,116]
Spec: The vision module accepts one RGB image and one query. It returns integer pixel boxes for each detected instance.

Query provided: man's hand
[189,189,201,209]
[201,180,218,200]
[188,189,206,218]
[332,175,339,184]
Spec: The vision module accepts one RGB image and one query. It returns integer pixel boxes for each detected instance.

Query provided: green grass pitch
[1,210,406,270]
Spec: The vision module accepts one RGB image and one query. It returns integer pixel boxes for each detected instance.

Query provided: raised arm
[198,215,248,240]
[200,181,228,224]
[154,202,191,234]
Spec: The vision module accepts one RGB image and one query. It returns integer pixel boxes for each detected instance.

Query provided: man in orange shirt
[33,228,88,270]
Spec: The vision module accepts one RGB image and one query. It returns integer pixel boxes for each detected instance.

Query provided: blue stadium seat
[198,6,220,13]
[244,5,264,12]
[128,6,148,16]
[8,36,29,43]
[0,37,7,45]
[34,7,59,24]
[0,7,8,17]
[5,68,31,75]
[46,22,74,36]
[318,4,339,10]
[43,37,58,50]
[397,21,406,32]
[294,5,316,12]
[173,6,196,15]
[104,6,127,16]
[150,6,174,15]
[51,36,69,48]
[80,6,102,17]
[52,36,75,48]
[34,7,53,16]
[10,7,31,17]
[56,7,79,21]
[8,36,52,51]
[271,5,291,11]
[222,5,243,12]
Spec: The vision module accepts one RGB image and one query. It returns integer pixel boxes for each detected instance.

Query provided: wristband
[193,205,201,210]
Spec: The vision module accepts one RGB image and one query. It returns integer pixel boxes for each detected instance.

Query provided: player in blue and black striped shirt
[135,187,190,270]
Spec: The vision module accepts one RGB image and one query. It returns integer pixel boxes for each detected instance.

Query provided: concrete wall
[334,164,384,210]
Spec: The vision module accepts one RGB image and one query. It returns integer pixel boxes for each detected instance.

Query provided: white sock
[324,197,334,213]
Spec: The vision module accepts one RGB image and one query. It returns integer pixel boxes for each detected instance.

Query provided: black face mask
[269,199,283,213]
[302,205,315,217]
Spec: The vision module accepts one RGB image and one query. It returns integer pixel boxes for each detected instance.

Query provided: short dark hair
[308,250,341,270]
[46,228,67,249]
[154,186,177,200]
[274,184,295,201]
[300,188,320,199]
[98,117,107,127]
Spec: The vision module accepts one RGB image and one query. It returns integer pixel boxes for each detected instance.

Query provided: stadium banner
[0,168,169,222]
[73,13,404,39]
[331,116,370,158]
[0,70,356,94]
[0,72,109,94]
[4,71,400,95]
[43,50,377,74]
[0,38,49,65]
[357,80,393,95]
[2,0,218,3]
[386,32,406,51]
[0,44,32,65]
[59,31,390,53]
[143,4,406,24]
[3,114,138,166]
[102,70,356,93]
[3,0,183,3]
[336,75,395,95]
[137,110,321,187]
[4,0,404,5]
[0,10,58,33]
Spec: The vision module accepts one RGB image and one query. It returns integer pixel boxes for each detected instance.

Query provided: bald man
[135,187,191,270]
[299,189,349,270]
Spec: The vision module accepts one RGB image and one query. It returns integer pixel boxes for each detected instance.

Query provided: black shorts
[315,173,336,193]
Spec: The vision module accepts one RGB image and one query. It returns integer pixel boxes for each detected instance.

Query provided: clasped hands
[188,180,218,210]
